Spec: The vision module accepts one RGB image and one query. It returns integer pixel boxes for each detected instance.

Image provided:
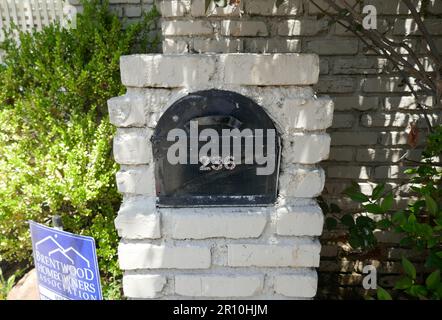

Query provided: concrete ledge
[276,204,324,236]
[107,93,146,127]
[120,54,217,88]
[278,165,326,198]
[175,275,264,297]
[282,134,331,164]
[227,240,321,267]
[123,274,166,298]
[223,54,319,85]
[274,271,318,298]
[271,97,334,133]
[116,165,156,195]
[115,197,160,239]
[113,129,152,165]
[161,207,269,239]
[120,54,320,88]
[118,243,211,270]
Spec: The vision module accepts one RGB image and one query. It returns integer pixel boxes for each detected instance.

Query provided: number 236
[199,156,236,171]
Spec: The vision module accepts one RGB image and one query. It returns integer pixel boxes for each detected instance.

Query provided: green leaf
[380,193,394,212]
[392,211,406,225]
[394,276,413,290]
[345,191,370,203]
[372,183,385,200]
[437,283,442,298]
[377,219,393,230]
[325,217,338,230]
[341,214,355,228]
[348,235,361,249]
[427,237,438,247]
[344,183,369,203]
[400,236,414,247]
[364,203,384,214]
[425,270,440,290]
[425,195,438,216]
[377,286,392,300]
[402,257,417,280]
[408,285,428,298]
[356,216,375,229]
[330,203,341,213]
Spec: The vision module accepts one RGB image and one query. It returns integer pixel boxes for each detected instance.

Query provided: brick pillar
[108,53,333,299]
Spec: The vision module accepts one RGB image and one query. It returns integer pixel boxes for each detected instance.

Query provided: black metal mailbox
[151,89,281,207]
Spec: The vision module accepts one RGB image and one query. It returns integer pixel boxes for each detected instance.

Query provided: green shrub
[322,125,442,300]
[0,0,159,299]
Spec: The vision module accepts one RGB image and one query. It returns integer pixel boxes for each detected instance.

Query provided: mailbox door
[152,90,281,207]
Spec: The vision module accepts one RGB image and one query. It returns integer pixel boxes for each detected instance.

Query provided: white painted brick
[356,148,422,163]
[162,20,214,36]
[123,274,166,298]
[363,77,412,93]
[383,96,433,111]
[190,0,243,16]
[276,204,324,236]
[333,57,388,75]
[331,132,378,146]
[308,0,359,14]
[116,165,156,195]
[175,275,263,297]
[329,147,354,161]
[161,207,268,239]
[193,38,242,53]
[128,87,181,113]
[279,165,325,198]
[315,77,356,93]
[307,39,359,55]
[278,19,327,36]
[228,240,321,267]
[361,113,410,127]
[158,0,189,17]
[120,54,216,87]
[270,97,334,132]
[113,129,152,165]
[332,96,379,111]
[244,0,302,16]
[124,5,142,17]
[162,38,189,53]
[327,166,371,180]
[118,243,211,269]
[379,131,426,146]
[223,54,319,86]
[332,114,355,128]
[244,38,301,53]
[274,271,318,298]
[282,134,331,164]
[115,196,160,239]
[394,19,442,36]
[375,166,410,179]
[190,0,206,16]
[364,0,421,14]
[220,20,268,37]
[107,93,146,127]
[206,4,243,16]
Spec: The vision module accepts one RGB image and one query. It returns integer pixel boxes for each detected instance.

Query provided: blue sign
[29,221,103,300]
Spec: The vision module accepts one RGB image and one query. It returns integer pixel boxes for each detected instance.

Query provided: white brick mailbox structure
[108,53,333,299]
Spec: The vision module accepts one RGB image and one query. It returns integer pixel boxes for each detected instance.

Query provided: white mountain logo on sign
[35,236,91,268]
